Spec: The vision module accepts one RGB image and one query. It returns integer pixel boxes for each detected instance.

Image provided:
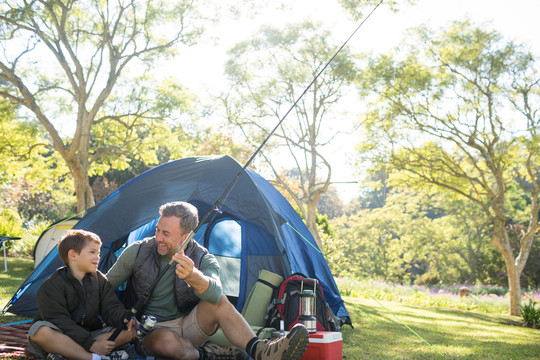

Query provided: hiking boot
[254,324,309,360]
[101,350,129,360]
[200,342,250,360]
[45,354,66,360]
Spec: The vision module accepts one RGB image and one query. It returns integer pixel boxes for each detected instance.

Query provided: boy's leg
[29,323,93,360]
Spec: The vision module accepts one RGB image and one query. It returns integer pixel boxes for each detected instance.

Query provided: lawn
[2,257,540,359]
[342,296,540,359]
[0,257,34,325]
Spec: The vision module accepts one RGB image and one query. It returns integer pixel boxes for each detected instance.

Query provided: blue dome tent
[3,155,351,326]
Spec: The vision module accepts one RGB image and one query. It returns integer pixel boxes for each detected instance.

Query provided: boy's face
[71,241,101,273]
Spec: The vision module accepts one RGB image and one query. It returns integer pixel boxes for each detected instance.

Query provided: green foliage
[331,185,526,287]
[520,297,540,329]
[355,20,540,314]
[0,0,207,210]
[338,0,415,21]
[414,272,441,286]
[316,186,345,219]
[224,20,360,248]
[10,220,49,258]
[0,209,23,249]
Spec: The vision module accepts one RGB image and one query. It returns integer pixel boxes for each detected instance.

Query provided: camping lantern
[299,280,317,333]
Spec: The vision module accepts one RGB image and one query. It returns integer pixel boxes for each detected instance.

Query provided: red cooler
[300,331,343,360]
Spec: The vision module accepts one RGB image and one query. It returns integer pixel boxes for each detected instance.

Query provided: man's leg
[142,327,200,360]
[197,295,309,360]
[196,295,254,349]
[30,325,93,360]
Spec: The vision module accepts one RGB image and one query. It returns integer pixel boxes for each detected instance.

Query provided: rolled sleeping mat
[242,270,284,326]
[208,270,284,347]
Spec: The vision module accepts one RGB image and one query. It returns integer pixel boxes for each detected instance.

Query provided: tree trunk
[491,220,521,316]
[68,156,95,213]
[503,255,521,316]
[306,205,323,250]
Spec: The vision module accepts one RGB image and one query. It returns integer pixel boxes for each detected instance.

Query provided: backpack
[265,273,339,332]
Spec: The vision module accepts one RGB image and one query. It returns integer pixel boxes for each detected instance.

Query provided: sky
[170,0,540,202]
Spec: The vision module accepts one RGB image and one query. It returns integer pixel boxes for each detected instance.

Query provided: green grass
[0,257,34,325]
[342,296,540,359]
[335,277,513,314]
[2,257,540,359]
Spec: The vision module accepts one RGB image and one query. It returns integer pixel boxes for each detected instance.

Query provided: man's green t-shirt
[106,241,222,322]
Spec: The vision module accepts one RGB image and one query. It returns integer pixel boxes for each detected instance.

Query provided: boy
[28,230,137,360]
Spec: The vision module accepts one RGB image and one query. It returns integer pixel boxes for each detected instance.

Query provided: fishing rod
[108,0,384,341]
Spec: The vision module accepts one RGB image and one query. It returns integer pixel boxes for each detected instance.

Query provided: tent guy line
[286,222,446,358]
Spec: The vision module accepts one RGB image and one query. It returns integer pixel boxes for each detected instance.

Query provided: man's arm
[105,242,140,289]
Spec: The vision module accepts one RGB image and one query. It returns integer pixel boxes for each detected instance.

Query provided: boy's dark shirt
[34,266,127,352]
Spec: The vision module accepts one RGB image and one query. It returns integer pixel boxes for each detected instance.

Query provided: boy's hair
[58,230,102,265]
[159,201,199,234]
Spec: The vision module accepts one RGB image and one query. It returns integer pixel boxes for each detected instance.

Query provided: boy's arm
[96,271,131,327]
[37,278,97,352]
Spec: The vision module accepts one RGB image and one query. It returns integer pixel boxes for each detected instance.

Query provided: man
[106,201,309,360]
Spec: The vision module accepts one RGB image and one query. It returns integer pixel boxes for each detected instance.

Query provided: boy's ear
[67,249,78,261]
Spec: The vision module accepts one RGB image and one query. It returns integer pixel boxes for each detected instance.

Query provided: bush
[0,208,24,250]
[10,220,49,258]
[520,298,540,328]
[414,272,441,286]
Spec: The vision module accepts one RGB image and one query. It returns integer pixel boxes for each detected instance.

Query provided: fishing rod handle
[108,308,137,341]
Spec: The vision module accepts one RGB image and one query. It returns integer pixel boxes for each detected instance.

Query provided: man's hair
[159,201,199,234]
[58,230,102,265]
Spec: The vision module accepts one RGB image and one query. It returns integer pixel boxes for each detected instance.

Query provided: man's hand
[172,252,210,294]
[90,338,116,355]
[172,252,194,280]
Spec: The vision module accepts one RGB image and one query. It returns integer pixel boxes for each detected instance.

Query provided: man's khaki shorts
[155,304,212,347]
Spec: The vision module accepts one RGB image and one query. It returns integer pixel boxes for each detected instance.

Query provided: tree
[356,20,540,315]
[317,185,345,219]
[435,198,491,284]
[223,21,359,248]
[0,0,202,212]
[338,0,416,21]
[332,190,440,283]
[0,100,75,222]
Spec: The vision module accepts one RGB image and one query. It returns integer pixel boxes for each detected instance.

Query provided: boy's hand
[90,339,116,355]
[126,318,138,338]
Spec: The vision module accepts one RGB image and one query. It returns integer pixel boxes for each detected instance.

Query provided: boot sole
[281,325,309,360]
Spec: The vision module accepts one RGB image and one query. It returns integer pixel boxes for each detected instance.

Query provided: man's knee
[144,328,194,358]
[201,295,234,311]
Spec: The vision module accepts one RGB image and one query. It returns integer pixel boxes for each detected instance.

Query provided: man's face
[155,215,187,257]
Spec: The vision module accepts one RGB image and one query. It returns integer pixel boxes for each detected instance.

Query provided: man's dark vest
[124,237,209,315]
